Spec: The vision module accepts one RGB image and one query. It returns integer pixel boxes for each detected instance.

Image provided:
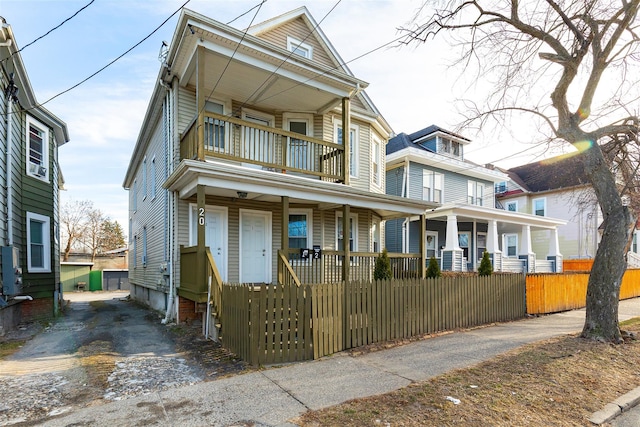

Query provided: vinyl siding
[21,113,56,298]
[255,17,340,70]
[407,161,493,206]
[129,106,169,292]
[386,166,404,197]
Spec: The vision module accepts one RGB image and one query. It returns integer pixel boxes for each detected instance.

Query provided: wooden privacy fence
[220,274,526,366]
[526,268,640,314]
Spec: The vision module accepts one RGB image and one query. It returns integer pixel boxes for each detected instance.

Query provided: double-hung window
[533,198,546,216]
[27,212,51,273]
[336,213,358,251]
[423,170,443,203]
[372,136,381,186]
[467,180,484,206]
[150,157,157,200]
[335,121,358,178]
[505,234,518,257]
[26,116,49,181]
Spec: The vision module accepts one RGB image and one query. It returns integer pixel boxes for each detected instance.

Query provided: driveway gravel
[0,291,248,426]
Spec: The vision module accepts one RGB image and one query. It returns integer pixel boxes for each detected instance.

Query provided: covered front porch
[166,159,438,303]
[419,204,566,273]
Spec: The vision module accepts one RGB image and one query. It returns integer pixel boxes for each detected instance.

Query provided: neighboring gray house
[123,7,433,322]
[386,125,565,273]
[0,18,70,330]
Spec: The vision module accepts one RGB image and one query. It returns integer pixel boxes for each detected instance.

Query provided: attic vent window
[287,36,313,59]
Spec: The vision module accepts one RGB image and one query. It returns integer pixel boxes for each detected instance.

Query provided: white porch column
[487,219,502,271]
[547,227,563,272]
[519,225,535,273]
[442,215,463,271]
[444,215,460,250]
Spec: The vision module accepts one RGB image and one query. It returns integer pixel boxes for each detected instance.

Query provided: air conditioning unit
[28,163,47,177]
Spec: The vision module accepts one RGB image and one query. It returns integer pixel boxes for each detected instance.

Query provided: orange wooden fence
[563,259,594,271]
[526,269,640,314]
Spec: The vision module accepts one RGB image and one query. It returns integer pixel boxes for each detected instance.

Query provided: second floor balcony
[180,111,347,183]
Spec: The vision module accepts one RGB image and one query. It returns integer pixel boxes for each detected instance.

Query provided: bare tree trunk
[64,238,72,262]
[581,144,634,343]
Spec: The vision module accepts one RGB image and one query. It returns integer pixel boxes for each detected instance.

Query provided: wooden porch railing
[180,112,346,182]
[281,249,423,284]
[206,248,224,319]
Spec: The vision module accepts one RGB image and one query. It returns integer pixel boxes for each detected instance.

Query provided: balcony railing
[181,112,346,182]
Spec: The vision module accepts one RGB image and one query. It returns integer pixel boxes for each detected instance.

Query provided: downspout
[5,92,13,246]
[161,78,175,324]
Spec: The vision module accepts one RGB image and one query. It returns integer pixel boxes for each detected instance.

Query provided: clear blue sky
[1,0,545,232]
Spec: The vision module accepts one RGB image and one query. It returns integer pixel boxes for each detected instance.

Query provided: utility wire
[1,0,96,66]
[33,0,191,109]
[232,0,341,117]
[199,0,267,118]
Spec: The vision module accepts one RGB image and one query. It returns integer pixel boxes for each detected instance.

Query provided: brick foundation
[20,298,54,323]
[177,296,201,323]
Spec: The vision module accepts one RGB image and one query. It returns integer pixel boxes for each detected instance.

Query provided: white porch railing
[628,251,640,269]
[502,258,526,273]
[534,259,555,273]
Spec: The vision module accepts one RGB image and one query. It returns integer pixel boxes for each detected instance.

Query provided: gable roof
[507,152,591,193]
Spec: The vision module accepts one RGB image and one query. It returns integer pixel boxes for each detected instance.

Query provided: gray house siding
[386,166,404,197]
[384,218,403,253]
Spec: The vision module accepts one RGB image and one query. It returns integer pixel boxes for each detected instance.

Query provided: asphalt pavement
[29,296,640,427]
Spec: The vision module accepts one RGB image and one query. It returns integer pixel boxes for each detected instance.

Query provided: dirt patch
[295,320,640,426]
[77,339,118,391]
[167,321,252,379]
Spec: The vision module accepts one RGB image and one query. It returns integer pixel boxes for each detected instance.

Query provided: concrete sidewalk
[39,298,640,427]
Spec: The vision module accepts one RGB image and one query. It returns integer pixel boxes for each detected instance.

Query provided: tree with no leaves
[61,200,92,261]
[404,1,640,342]
[61,200,127,261]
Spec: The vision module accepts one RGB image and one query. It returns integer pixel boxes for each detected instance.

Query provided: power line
[1,0,96,66]
[200,0,268,118]
[34,0,192,109]
[232,0,341,117]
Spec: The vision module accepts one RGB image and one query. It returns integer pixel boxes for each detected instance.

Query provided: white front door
[190,206,228,282]
[240,210,271,283]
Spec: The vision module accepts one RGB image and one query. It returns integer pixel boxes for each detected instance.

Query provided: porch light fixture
[237,191,248,199]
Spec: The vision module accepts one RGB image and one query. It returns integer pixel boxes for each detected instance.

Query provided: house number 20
[198,207,205,226]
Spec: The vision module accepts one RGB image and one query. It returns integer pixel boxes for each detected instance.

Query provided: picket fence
[219,274,526,366]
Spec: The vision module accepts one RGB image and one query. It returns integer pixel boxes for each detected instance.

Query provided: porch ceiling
[172,17,364,114]
[164,159,437,220]
[424,203,566,232]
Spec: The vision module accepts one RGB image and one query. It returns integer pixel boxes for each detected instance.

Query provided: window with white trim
[336,212,358,251]
[506,201,518,212]
[372,220,381,253]
[142,227,147,267]
[372,136,381,186]
[505,234,518,257]
[423,170,443,203]
[335,121,358,178]
[133,235,138,268]
[287,36,313,59]
[467,180,484,206]
[426,231,438,259]
[533,198,546,216]
[132,179,138,212]
[27,212,51,273]
[26,116,49,181]
[150,157,157,200]
[142,157,147,200]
